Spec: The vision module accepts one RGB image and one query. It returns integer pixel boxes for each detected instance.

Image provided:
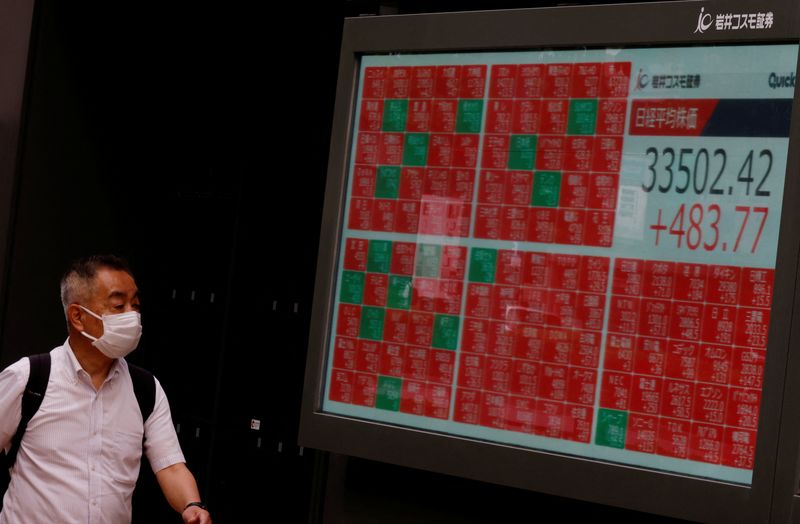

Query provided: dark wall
[1,1,694,523]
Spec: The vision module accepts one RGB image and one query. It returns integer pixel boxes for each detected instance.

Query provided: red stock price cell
[475,206,502,240]
[572,331,601,368]
[440,246,467,280]
[501,207,529,241]
[565,137,594,172]
[478,169,505,203]
[664,341,698,381]
[399,167,424,200]
[522,252,551,288]
[329,370,354,404]
[486,99,513,133]
[363,273,389,307]
[541,99,569,134]
[515,324,545,361]
[353,373,377,407]
[579,256,610,293]
[359,99,383,132]
[604,334,634,372]
[484,356,512,393]
[629,375,663,416]
[404,346,429,381]
[627,413,658,454]
[407,100,432,132]
[480,391,508,430]
[543,64,572,98]
[731,348,765,389]
[462,318,489,354]
[379,343,406,377]
[428,136,454,168]
[510,360,539,397]
[542,328,571,364]
[726,388,761,430]
[387,66,411,98]
[697,344,732,385]
[466,283,492,319]
[576,293,605,331]
[693,384,728,425]
[458,352,485,390]
[527,207,557,243]
[597,99,627,135]
[412,278,438,312]
[396,201,420,234]
[371,199,397,232]
[563,405,593,443]
[722,427,756,470]
[352,165,376,198]
[409,312,434,347]
[489,321,516,357]
[426,384,451,419]
[539,364,568,402]
[707,265,741,305]
[571,62,600,98]
[363,67,387,99]
[460,64,487,98]
[560,172,589,208]
[643,260,675,299]
[736,307,770,349]
[411,66,434,99]
[378,133,404,165]
[588,174,619,211]
[344,238,369,271]
[546,292,577,328]
[356,340,380,374]
[657,418,691,459]
[482,136,510,169]
[453,136,479,168]
[431,99,458,133]
[555,209,586,245]
[674,263,707,302]
[506,396,536,434]
[436,280,463,316]
[512,99,542,134]
[517,64,544,98]
[454,388,481,425]
[435,65,460,98]
[428,349,455,385]
[608,296,640,335]
[660,379,695,420]
[337,304,361,338]
[740,268,774,308]
[690,423,723,465]
[534,400,564,438]
[600,371,631,411]
[639,299,670,338]
[669,302,702,342]
[400,380,426,416]
[349,198,373,231]
[702,305,737,346]
[567,368,597,406]
[495,250,523,285]
[332,337,357,372]
[592,136,623,172]
[535,136,565,171]
[584,210,614,247]
[612,258,643,296]
[633,337,666,376]
[601,62,631,98]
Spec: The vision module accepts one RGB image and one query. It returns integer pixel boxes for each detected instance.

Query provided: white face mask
[79,306,142,359]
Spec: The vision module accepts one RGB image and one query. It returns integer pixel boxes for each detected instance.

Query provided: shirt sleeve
[143,377,185,473]
[0,358,29,454]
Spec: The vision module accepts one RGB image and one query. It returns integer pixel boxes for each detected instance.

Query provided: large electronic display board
[301,2,800,521]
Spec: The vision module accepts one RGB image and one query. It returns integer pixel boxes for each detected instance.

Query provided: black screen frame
[299,2,800,521]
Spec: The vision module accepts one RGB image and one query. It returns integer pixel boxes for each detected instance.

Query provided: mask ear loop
[77,305,103,342]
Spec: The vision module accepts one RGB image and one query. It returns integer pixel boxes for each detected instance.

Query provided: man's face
[79,268,141,338]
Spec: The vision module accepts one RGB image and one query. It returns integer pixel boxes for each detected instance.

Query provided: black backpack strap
[128,363,156,426]
[6,353,51,467]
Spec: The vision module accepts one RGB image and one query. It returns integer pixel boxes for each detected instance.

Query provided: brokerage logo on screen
[693,8,774,34]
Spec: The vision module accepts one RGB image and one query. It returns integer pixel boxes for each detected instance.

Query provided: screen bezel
[299,2,800,520]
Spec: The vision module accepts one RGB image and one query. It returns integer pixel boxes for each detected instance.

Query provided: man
[0,255,211,523]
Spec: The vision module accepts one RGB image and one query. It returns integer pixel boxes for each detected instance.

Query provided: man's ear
[67,304,85,331]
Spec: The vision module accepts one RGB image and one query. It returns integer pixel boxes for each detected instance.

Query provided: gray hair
[60,255,133,318]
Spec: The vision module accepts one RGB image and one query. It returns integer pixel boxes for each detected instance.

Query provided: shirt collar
[62,338,123,385]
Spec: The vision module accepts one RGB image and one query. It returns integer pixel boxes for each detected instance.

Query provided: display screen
[320,44,797,484]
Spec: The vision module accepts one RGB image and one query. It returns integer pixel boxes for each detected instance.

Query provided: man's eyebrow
[107,290,139,300]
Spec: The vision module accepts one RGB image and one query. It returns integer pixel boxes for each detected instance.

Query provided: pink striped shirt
[0,341,185,523]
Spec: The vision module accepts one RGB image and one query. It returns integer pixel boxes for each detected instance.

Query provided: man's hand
[182,506,212,524]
